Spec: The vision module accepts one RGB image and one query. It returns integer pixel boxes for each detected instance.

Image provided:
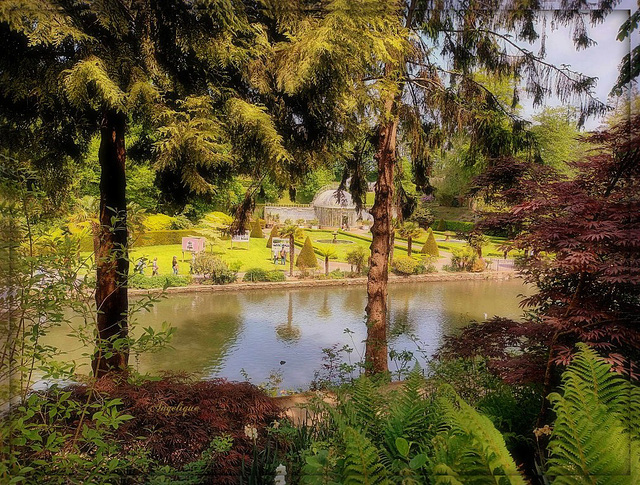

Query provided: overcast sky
[519,3,638,129]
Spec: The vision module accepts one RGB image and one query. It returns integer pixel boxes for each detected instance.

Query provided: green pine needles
[421,228,439,258]
[296,236,318,269]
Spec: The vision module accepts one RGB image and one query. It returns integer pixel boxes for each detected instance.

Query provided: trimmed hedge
[296,236,318,268]
[127,274,192,289]
[430,220,474,233]
[266,225,280,248]
[250,220,264,238]
[242,268,286,282]
[420,228,440,257]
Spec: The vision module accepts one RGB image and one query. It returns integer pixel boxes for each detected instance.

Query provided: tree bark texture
[289,235,295,276]
[92,109,129,377]
[365,98,398,376]
[407,237,412,257]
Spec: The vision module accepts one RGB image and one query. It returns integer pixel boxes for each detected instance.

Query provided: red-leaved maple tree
[439,114,640,415]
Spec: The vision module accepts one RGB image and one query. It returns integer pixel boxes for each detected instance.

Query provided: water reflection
[45,279,529,389]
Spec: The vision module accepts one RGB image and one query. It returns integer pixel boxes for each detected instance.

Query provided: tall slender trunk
[289,235,294,276]
[365,97,398,376]
[389,229,395,263]
[325,256,329,275]
[92,109,129,377]
[407,237,412,257]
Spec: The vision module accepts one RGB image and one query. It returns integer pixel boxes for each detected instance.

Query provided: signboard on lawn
[271,238,290,254]
[181,237,206,253]
[231,231,250,244]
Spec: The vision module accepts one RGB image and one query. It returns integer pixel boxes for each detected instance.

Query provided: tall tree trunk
[365,98,398,376]
[92,109,129,377]
[325,256,329,275]
[289,235,294,276]
[407,237,412,257]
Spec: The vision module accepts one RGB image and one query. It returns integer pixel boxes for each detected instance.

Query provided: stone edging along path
[129,270,517,296]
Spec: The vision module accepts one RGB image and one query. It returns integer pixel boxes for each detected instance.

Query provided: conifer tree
[296,236,318,269]
[250,220,264,239]
[0,1,286,375]
[266,225,280,248]
[273,0,614,374]
[421,228,439,258]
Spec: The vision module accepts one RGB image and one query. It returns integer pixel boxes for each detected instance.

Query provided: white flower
[244,424,258,441]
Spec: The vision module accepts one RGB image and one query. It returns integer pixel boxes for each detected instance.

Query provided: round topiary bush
[296,236,318,269]
[420,228,440,257]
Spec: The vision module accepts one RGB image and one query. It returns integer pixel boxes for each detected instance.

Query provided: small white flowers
[271,420,280,429]
[244,424,258,441]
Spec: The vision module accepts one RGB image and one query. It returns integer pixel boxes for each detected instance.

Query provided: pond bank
[129,270,517,296]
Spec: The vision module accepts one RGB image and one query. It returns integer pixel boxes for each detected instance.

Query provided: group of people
[133,257,177,276]
[273,248,287,265]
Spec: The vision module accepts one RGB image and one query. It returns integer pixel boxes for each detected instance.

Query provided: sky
[518,3,638,129]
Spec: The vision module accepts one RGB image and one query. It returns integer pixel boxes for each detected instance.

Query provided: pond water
[48,279,529,389]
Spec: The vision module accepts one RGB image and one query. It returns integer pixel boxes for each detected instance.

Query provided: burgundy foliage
[440,114,640,384]
[70,374,283,483]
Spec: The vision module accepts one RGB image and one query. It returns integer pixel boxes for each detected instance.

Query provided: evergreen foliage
[421,228,439,257]
[296,236,318,269]
[437,219,447,231]
[250,220,264,239]
[266,224,280,248]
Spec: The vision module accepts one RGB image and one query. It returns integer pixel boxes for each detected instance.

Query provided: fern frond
[433,386,526,485]
[546,345,640,484]
[341,426,390,485]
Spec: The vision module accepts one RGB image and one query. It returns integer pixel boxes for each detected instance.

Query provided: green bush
[137,230,200,247]
[242,268,286,282]
[143,213,175,231]
[128,274,192,289]
[430,220,474,233]
[250,220,264,238]
[266,224,279,248]
[420,228,440,257]
[296,236,318,269]
[392,256,427,275]
[193,253,237,284]
[346,245,368,275]
[446,246,477,272]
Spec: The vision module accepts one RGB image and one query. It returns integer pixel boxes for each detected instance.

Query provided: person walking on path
[172,256,179,275]
[152,257,159,276]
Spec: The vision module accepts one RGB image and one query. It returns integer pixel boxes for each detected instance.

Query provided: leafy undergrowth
[6,374,283,484]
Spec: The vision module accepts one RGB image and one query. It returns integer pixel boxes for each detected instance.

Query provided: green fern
[341,426,390,485]
[432,385,527,485]
[546,345,640,484]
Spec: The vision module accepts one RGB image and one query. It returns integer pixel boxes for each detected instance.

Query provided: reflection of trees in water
[341,288,366,314]
[317,290,332,318]
[388,291,417,340]
[137,294,244,374]
[276,292,301,342]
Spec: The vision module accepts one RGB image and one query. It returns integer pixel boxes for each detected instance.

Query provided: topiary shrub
[266,225,280,248]
[391,256,426,275]
[437,218,447,231]
[420,228,440,257]
[193,253,237,284]
[250,220,264,238]
[296,236,318,269]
